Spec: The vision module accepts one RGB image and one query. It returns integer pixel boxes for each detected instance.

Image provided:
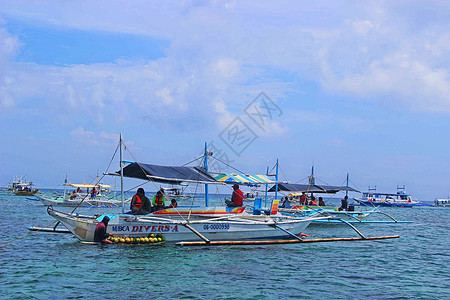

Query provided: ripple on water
[1,195,449,299]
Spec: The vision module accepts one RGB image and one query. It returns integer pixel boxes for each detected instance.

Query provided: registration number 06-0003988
[203,224,230,230]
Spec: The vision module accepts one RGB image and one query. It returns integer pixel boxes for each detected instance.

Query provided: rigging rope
[0,221,58,247]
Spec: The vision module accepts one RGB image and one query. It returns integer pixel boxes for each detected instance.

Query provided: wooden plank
[176,235,400,246]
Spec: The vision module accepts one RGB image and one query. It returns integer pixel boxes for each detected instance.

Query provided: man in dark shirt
[131,188,151,215]
[94,216,113,244]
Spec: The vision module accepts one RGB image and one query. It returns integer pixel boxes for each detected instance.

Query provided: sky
[1,1,449,201]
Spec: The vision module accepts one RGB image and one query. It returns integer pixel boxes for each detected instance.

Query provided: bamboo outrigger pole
[175,235,400,246]
[120,133,124,214]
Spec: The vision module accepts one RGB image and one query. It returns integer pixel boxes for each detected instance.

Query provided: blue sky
[1,1,449,201]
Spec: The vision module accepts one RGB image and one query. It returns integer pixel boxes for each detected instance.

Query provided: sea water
[0,192,448,299]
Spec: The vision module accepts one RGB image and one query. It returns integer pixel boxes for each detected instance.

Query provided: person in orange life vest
[152,190,167,211]
[225,184,244,207]
[131,188,151,215]
[94,216,113,244]
[318,197,325,206]
[309,195,317,206]
[169,199,178,208]
[300,192,308,205]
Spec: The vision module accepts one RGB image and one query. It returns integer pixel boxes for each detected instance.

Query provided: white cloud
[1,0,450,124]
[212,58,239,78]
[70,126,95,141]
[156,88,174,105]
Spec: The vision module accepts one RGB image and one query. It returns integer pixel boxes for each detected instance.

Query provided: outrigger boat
[37,182,125,208]
[353,186,422,207]
[39,137,401,245]
[13,181,40,196]
[45,138,329,243]
[270,173,411,224]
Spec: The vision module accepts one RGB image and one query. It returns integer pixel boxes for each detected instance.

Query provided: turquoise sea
[1,191,449,299]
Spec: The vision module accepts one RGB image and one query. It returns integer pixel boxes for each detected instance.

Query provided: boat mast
[346,173,349,197]
[63,174,68,200]
[265,166,269,207]
[204,142,209,207]
[275,159,279,201]
[309,165,315,185]
[120,133,124,213]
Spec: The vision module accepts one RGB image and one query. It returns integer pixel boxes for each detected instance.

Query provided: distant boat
[10,178,39,196]
[37,181,126,208]
[434,198,450,207]
[353,186,422,207]
[161,187,193,201]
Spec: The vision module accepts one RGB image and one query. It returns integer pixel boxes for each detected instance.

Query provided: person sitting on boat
[76,187,82,193]
[300,192,308,205]
[225,184,244,207]
[309,195,317,206]
[131,188,151,215]
[281,196,291,208]
[69,190,77,200]
[339,196,349,211]
[152,190,167,211]
[169,199,178,208]
[94,216,113,244]
[318,197,325,206]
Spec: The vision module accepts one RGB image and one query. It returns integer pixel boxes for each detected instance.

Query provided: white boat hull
[48,208,314,242]
[37,195,126,208]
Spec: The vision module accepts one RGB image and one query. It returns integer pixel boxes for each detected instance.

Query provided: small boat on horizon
[37,178,127,208]
[353,186,422,207]
[160,187,193,201]
[434,197,450,207]
[9,177,40,196]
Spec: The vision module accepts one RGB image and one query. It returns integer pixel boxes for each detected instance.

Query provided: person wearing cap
[94,216,113,244]
[225,184,244,207]
[131,188,151,215]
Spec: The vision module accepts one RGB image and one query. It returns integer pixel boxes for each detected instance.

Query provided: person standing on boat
[152,190,166,211]
[225,184,244,207]
[131,188,151,215]
[94,216,113,244]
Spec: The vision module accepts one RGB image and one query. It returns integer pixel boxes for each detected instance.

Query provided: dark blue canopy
[117,162,217,184]
[268,183,359,194]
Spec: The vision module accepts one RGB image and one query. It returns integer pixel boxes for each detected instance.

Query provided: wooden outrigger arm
[332,218,366,238]
[269,223,303,241]
[182,222,210,244]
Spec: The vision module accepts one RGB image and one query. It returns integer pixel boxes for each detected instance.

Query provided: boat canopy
[214,173,275,186]
[268,183,359,194]
[67,183,112,188]
[116,162,218,184]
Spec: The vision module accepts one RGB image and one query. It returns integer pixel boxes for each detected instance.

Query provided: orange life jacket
[133,195,141,207]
